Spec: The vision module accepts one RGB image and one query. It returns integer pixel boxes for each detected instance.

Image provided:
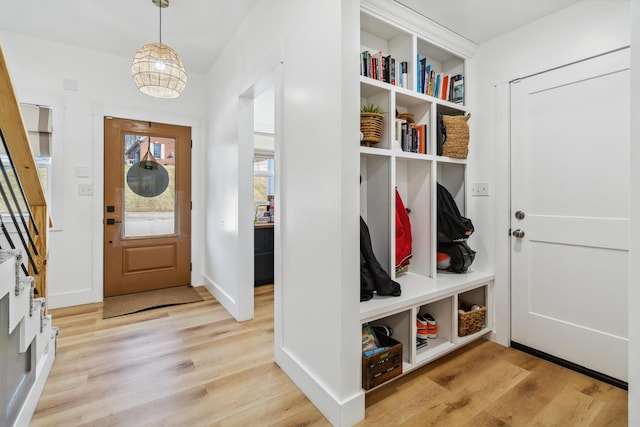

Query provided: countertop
[254,223,274,229]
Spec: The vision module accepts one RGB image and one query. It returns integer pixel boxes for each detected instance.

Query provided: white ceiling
[394,0,583,44]
[0,0,583,75]
[0,0,260,74]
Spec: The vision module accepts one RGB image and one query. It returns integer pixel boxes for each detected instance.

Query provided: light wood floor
[31,285,627,426]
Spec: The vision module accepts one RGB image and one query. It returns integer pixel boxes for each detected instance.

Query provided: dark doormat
[103,285,204,319]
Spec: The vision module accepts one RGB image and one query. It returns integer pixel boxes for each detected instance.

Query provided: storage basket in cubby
[362,334,403,390]
[458,299,486,337]
[442,113,470,159]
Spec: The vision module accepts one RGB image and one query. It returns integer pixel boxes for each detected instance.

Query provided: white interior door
[510,49,630,382]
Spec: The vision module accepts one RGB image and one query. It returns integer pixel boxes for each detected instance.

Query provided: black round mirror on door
[126,157,169,197]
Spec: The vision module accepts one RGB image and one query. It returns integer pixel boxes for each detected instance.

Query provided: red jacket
[395,189,412,268]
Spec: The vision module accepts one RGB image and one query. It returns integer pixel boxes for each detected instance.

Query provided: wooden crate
[362,334,403,390]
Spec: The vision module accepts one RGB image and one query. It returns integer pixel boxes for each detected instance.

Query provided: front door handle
[105,218,122,225]
[512,229,525,238]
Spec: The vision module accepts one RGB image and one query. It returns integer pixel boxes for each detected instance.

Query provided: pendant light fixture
[132,0,187,99]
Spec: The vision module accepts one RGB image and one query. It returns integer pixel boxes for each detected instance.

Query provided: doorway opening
[253,86,275,287]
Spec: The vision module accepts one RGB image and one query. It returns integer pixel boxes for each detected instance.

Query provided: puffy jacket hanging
[436,183,474,243]
[436,183,476,273]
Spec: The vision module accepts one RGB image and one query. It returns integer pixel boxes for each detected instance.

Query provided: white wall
[470,0,630,346]
[629,1,639,422]
[202,0,363,425]
[2,2,366,423]
[0,31,207,308]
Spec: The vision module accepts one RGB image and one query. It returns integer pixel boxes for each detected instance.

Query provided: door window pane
[123,134,176,237]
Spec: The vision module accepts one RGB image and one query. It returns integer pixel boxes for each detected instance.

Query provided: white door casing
[510,48,630,382]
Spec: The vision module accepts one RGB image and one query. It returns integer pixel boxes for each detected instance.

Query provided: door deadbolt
[512,229,525,238]
[515,210,525,220]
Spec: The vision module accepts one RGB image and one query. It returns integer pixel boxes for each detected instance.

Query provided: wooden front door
[103,117,191,297]
[510,49,629,382]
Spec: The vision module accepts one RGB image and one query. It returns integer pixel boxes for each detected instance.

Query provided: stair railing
[0,129,39,278]
[0,44,50,301]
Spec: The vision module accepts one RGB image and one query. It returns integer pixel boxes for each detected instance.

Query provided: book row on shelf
[395,119,427,154]
[418,56,464,104]
[360,50,465,105]
[361,50,408,88]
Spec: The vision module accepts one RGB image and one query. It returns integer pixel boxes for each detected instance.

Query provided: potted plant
[360,102,385,146]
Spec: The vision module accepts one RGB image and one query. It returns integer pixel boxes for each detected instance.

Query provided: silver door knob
[512,229,525,238]
[515,210,525,220]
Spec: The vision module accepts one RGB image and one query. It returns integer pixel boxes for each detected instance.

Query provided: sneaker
[373,325,393,337]
[425,313,437,338]
[416,314,429,339]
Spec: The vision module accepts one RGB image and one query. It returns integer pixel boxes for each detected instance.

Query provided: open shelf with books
[416,37,465,105]
[359,5,494,392]
[360,11,413,89]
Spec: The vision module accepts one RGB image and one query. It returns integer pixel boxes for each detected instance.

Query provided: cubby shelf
[361,274,493,393]
[360,270,494,323]
[415,337,455,365]
[359,76,467,157]
[359,6,495,392]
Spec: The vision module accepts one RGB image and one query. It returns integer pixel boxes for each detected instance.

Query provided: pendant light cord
[159,2,162,45]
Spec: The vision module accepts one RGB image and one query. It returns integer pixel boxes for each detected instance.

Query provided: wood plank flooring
[31,285,627,426]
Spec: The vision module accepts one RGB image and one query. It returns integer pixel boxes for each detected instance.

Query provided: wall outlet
[78,184,93,196]
[471,182,489,196]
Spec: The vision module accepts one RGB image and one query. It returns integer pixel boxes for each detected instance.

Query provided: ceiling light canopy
[132,0,187,99]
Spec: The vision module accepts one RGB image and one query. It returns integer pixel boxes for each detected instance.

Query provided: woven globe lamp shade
[132,42,187,99]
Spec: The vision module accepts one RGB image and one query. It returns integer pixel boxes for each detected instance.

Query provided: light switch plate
[76,166,90,177]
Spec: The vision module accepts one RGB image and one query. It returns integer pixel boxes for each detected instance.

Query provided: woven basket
[442,113,470,159]
[397,113,414,123]
[360,112,384,147]
[458,299,486,337]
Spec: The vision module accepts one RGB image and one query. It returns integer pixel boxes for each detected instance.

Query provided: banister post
[29,204,49,305]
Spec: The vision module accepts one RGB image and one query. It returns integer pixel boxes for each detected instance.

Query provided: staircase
[1,42,55,427]
[0,249,57,427]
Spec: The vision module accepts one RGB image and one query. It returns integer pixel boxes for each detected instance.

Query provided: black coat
[360,217,401,301]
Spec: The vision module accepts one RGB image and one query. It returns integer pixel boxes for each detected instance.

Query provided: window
[123,133,176,237]
[152,142,162,159]
[253,156,274,204]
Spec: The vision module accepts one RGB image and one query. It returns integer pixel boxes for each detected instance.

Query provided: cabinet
[362,275,492,376]
[359,7,494,390]
[254,225,274,286]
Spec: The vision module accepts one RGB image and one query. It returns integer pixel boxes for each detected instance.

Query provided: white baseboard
[201,275,249,321]
[274,345,365,427]
[202,276,364,425]
[47,289,100,309]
